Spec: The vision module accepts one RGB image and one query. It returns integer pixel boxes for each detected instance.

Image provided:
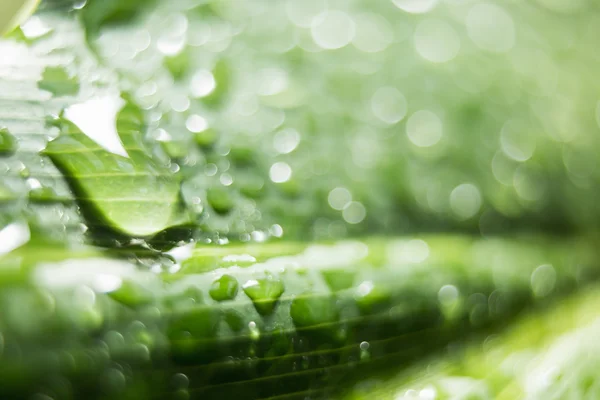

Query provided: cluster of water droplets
[74,0,600,243]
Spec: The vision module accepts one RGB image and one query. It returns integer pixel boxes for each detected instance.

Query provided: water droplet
[224,309,245,331]
[0,128,17,156]
[354,281,391,314]
[207,187,234,215]
[248,321,260,339]
[243,276,285,315]
[209,274,239,301]
[28,186,57,202]
[44,101,189,237]
[21,16,52,39]
[290,292,338,327]
[321,269,356,292]
[0,221,30,256]
[62,94,127,157]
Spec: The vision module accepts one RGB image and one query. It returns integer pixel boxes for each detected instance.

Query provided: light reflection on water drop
[0,221,30,256]
[63,94,128,158]
[190,70,216,98]
[186,115,208,133]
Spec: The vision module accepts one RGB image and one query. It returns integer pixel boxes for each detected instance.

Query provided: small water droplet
[209,274,239,301]
[242,276,285,315]
[248,321,260,339]
[321,269,356,292]
[207,187,234,215]
[290,292,338,328]
[224,309,244,332]
[28,186,57,202]
[0,128,17,156]
[354,281,391,314]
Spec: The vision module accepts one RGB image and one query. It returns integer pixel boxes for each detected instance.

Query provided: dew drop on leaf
[290,292,338,328]
[242,276,284,315]
[0,128,17,156]
[209,274,239,301]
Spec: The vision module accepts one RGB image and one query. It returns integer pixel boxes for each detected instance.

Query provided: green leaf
[0,235,598,399]
[345,286,600,400]
[43,100,190,238]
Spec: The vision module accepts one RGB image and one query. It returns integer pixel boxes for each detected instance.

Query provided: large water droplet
[354,281,391,314]
[207,187,234,215]
[321,269,356,292]
[43,99,189,237]
[242,276,285,315]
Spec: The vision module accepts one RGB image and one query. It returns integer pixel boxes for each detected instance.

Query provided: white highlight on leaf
[0,221,30,256]
[64,94,128,158]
